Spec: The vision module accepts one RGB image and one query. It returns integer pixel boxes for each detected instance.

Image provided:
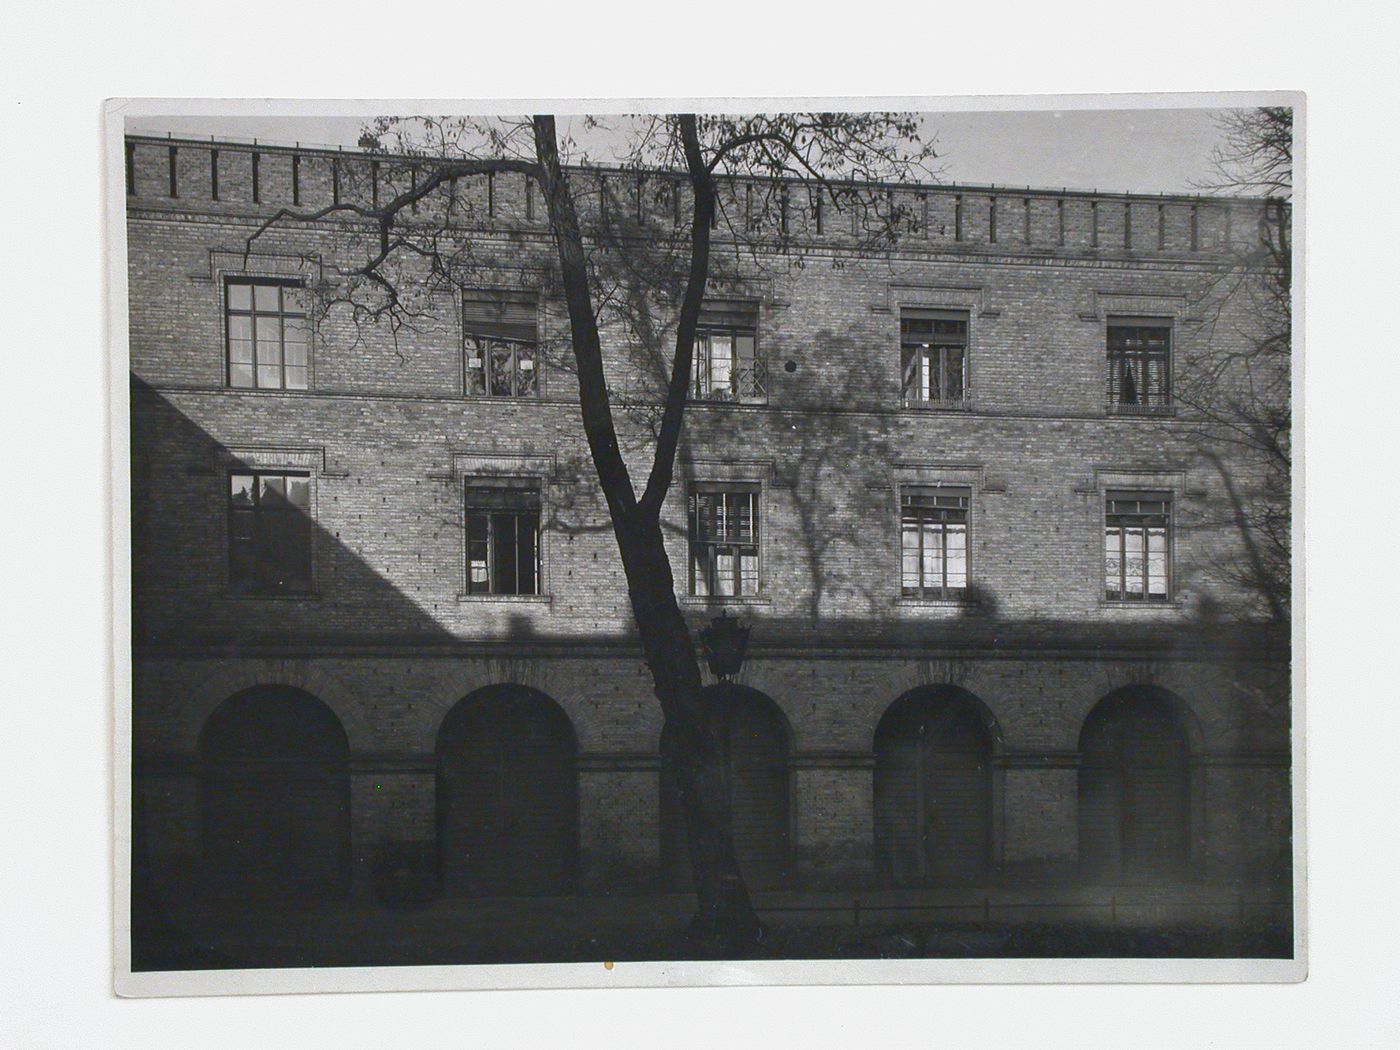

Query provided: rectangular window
[901,486,970,599]
[1105,491,1171,602]
[225,279,309,390]
[689,484,760,597]
[465,482,542,595]
[463,290,539,398]
[228,472,312,594]
[901,309,969,407]
[1107,319,1171,412]
[691,299,765,404]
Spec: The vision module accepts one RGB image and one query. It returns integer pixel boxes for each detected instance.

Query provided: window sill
[1100,598,1183,610]
[679,595,773,607]
[456,593,552,604]
[895,595,972,608]
[462,393,542,403]
[900,399,974,412]
[1105,403,1177,418]
[222,590,319,601]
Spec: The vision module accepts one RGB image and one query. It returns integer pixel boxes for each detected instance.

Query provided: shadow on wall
[130,374,461,653]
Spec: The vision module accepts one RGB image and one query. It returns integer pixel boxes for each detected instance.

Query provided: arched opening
[436,685,578,897]
[874,685,997,886]
[1078,687,1192,884]
[659,685,792,891]
[199,685,351,899]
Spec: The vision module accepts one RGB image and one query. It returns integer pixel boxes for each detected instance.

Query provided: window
[901,309,968,407]
[692,299,766,403]
[225,279,309,390]
[689,484,760,596]
[1106,320,1171,413]
[1105,491,1170,602]
[465,482,541,595]
[228,472,312,594]
[463,290,539,398]
[901,486,969,599]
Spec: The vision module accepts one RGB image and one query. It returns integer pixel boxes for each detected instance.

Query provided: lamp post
[699,610,751,683]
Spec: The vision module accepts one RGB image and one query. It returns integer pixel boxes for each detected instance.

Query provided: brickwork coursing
[127,135,1290,898]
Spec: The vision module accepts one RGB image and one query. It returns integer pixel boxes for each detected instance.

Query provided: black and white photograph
[114,98,1300,990]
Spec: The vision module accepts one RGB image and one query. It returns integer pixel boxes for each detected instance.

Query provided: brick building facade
[126,133,1291,944]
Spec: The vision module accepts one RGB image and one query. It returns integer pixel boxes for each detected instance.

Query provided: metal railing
[693,361,769,404]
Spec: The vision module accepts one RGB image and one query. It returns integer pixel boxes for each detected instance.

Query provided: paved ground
[131,890,1293,971]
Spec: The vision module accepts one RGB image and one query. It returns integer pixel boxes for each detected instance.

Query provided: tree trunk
[531,115,761,955]
[612,511,763,956]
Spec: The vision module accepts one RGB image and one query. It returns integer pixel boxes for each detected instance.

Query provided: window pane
[710,334,733,390]
[1105,527,1122,596]
[283,365,308,390]
[229,362,255,388]
[284,341,308,369]
[256,365,282,388]
[230,474,255,505]
[491,512,519,593]
[229,338,254,364]
[945,348,965,400]
[517,345,537,396]
[923,350,939,400]
[740,550,758,595]
[465,338,488,395]
[691,549,710,596]
[260,475,285,502]
[715,549,735,596]
[734,334,756,368]
[467,514,489,590]
[284,476,310,511]
[255,317,281,358]
[946,524,967,589]
[1148,527,1168,597]
[229,315,253,342]
[254,284,280,311]
[516,516,539,595]
[901,347,919,400]
[227,283,252,311]
[489,342,514,396]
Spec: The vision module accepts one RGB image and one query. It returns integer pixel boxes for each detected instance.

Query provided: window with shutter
[1107,319,1172,414]
[463,290,540,398]
[688,483,761,597]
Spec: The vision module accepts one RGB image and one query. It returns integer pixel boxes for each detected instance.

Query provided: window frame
[687,482,763,599]
[224,277,310,392]
[226,469,314,597]
[1106,317,1173,415]
[462,479,544,597]
[900,308,971,409]
[462,289,541,400]
[1103,489,1173,603]
[690,299,765,404]
[899,485,972,601]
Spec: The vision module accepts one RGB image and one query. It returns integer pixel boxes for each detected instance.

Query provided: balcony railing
[692,361,769,405]
[1106,397,1175,417]
[902,391,974,411]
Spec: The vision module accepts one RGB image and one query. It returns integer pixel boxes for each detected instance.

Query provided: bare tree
[248,112,937,953]
[1182,107,1292,620]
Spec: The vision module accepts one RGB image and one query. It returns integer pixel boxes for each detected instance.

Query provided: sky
[125,106,1234,196]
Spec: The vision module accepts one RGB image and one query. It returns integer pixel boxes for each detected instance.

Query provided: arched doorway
[874,686,997,886]
[199,685,351,899]
[659,685,792,890]
[436,685,578,896]
[1078,687,1192,883]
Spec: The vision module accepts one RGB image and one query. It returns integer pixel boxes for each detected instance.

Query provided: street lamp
[699,610,751,682]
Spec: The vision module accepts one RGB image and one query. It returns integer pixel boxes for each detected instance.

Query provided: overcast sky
[126,106,1233,196]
